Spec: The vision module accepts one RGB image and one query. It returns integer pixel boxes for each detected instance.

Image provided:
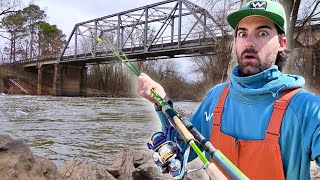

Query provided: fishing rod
[97,37,249,180]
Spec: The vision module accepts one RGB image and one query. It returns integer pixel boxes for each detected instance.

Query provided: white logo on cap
[249,1,267,10]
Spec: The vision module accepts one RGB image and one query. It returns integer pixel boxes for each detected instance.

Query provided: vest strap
[212,84,230,126]
[265,88,301,141]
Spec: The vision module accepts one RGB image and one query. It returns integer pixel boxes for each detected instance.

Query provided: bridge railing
[60,30,216,62]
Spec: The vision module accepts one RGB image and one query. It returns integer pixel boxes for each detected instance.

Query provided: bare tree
[190,0,236,91]
[0,0,20,17]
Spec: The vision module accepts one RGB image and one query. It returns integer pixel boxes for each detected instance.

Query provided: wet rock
[0,133,57,180]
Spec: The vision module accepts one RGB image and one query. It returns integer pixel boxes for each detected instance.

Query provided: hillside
[0,64,50,95]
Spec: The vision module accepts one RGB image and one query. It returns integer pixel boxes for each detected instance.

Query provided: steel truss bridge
[59,0,224,64]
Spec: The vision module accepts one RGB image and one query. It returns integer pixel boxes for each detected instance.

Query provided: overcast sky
[22,0,160,37]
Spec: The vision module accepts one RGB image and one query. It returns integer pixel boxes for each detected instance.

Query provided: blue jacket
[157,65,320,179]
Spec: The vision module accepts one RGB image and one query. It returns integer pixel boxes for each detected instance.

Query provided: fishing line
[97,37,182,119]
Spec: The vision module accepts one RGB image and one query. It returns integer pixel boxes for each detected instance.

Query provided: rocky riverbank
[1,133,320,179]
[0,134,57,180]
[0,133,204,180]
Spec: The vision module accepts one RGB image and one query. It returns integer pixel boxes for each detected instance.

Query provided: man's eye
[258,31,268,36]
[238,32,246,37]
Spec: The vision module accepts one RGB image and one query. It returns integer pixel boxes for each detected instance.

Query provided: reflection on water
[0,95,200,166]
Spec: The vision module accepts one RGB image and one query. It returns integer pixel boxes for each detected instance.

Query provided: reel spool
[147,131,185,179]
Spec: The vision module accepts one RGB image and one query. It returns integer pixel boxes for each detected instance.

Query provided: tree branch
[295,0,320,39]
[0,9,16,16]
[0,33,10,40]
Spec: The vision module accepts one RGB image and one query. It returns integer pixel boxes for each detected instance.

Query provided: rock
[132,158,172,180]
[185,158,209,180]
[0,133,57,180]
[59,160,116,180]
[58,148,173,180]
[59,148,320,180]
[104,148,208,180]
[106,148,168,180]
[311,161,320,179]
[34,155,58,180]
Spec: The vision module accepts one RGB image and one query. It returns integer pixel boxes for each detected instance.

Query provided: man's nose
[245,35,255,49]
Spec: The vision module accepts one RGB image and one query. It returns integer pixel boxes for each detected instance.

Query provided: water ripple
[0,95,199,167]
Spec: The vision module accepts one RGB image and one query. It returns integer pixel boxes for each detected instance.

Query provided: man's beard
[237,49,274,77]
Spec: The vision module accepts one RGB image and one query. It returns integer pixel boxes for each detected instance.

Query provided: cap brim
[227,9,285,32]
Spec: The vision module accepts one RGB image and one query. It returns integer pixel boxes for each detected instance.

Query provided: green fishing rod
[97,37,249,180]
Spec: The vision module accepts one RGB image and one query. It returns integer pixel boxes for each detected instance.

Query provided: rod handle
[172,115,194,142]
[162,106,194,142]
[205,163,228,180]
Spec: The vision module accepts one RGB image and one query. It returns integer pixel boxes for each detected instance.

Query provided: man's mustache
[240,49,259,58]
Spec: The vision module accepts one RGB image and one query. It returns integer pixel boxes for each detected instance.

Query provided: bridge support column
[53,63,87,96]
[80,64,87,96]
[37,64,43,95]
[53,64,62,96]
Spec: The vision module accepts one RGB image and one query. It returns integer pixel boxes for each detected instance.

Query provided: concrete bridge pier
[53,63,87,96]
[37,64,43,95]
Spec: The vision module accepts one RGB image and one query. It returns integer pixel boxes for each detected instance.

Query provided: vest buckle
[273,99,288,110]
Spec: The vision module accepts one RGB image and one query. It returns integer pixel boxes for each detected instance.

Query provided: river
[0,95,200,167]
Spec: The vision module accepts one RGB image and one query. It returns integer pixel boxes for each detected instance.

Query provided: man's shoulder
[290,88,320,109]
[201,82,229,105]
[207,82,229,97]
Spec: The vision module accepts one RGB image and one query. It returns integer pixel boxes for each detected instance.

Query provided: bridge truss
[60,0,225,63]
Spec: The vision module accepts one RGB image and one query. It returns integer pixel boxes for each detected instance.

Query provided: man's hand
[137,73,168,105]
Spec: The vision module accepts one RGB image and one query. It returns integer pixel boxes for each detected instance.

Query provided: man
[137,0,320,179]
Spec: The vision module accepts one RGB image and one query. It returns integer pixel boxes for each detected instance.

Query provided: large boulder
[0,133,57,180]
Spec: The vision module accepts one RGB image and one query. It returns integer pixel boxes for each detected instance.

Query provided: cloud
[22,0,160,37]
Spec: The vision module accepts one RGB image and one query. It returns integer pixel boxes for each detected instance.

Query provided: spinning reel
[147,127,191,179]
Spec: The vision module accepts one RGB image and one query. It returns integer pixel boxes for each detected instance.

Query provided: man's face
[235,16,286,76]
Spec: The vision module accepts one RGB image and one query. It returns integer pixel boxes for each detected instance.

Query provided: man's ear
[279,36,287,51]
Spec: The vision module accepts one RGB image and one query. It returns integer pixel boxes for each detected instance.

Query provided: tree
[190,0,236,92]
[23,4,45,59]
[2,10,27,62]
[0,0,21,59]
[37,21,65,56]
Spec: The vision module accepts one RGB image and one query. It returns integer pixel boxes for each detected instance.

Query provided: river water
[0,95,200,167]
